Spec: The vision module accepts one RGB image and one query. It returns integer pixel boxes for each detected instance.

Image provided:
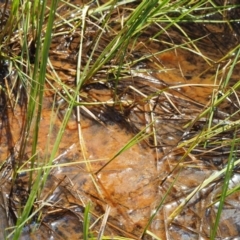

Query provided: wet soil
[1,0,240,239]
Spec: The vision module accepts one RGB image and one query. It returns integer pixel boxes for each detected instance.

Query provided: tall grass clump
[0,0,61,239]
[0,0,240,239]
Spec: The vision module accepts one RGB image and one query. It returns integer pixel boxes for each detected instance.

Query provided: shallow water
[1,0,240,239]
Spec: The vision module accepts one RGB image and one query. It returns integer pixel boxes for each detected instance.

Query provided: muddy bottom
[4,64,239,239]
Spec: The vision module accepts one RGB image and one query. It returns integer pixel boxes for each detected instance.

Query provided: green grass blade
[85,0,159,81]
[83,202,91,240]
[11,0,59,238]
[95,122,154,174]
[210,130,237,239]
[141,171,181,238]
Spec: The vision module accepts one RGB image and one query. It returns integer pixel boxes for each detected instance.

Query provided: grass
[0,0,240,239]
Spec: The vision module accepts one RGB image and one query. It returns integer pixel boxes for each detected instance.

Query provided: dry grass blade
[97,205,111,240]
[168,158,240,223]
